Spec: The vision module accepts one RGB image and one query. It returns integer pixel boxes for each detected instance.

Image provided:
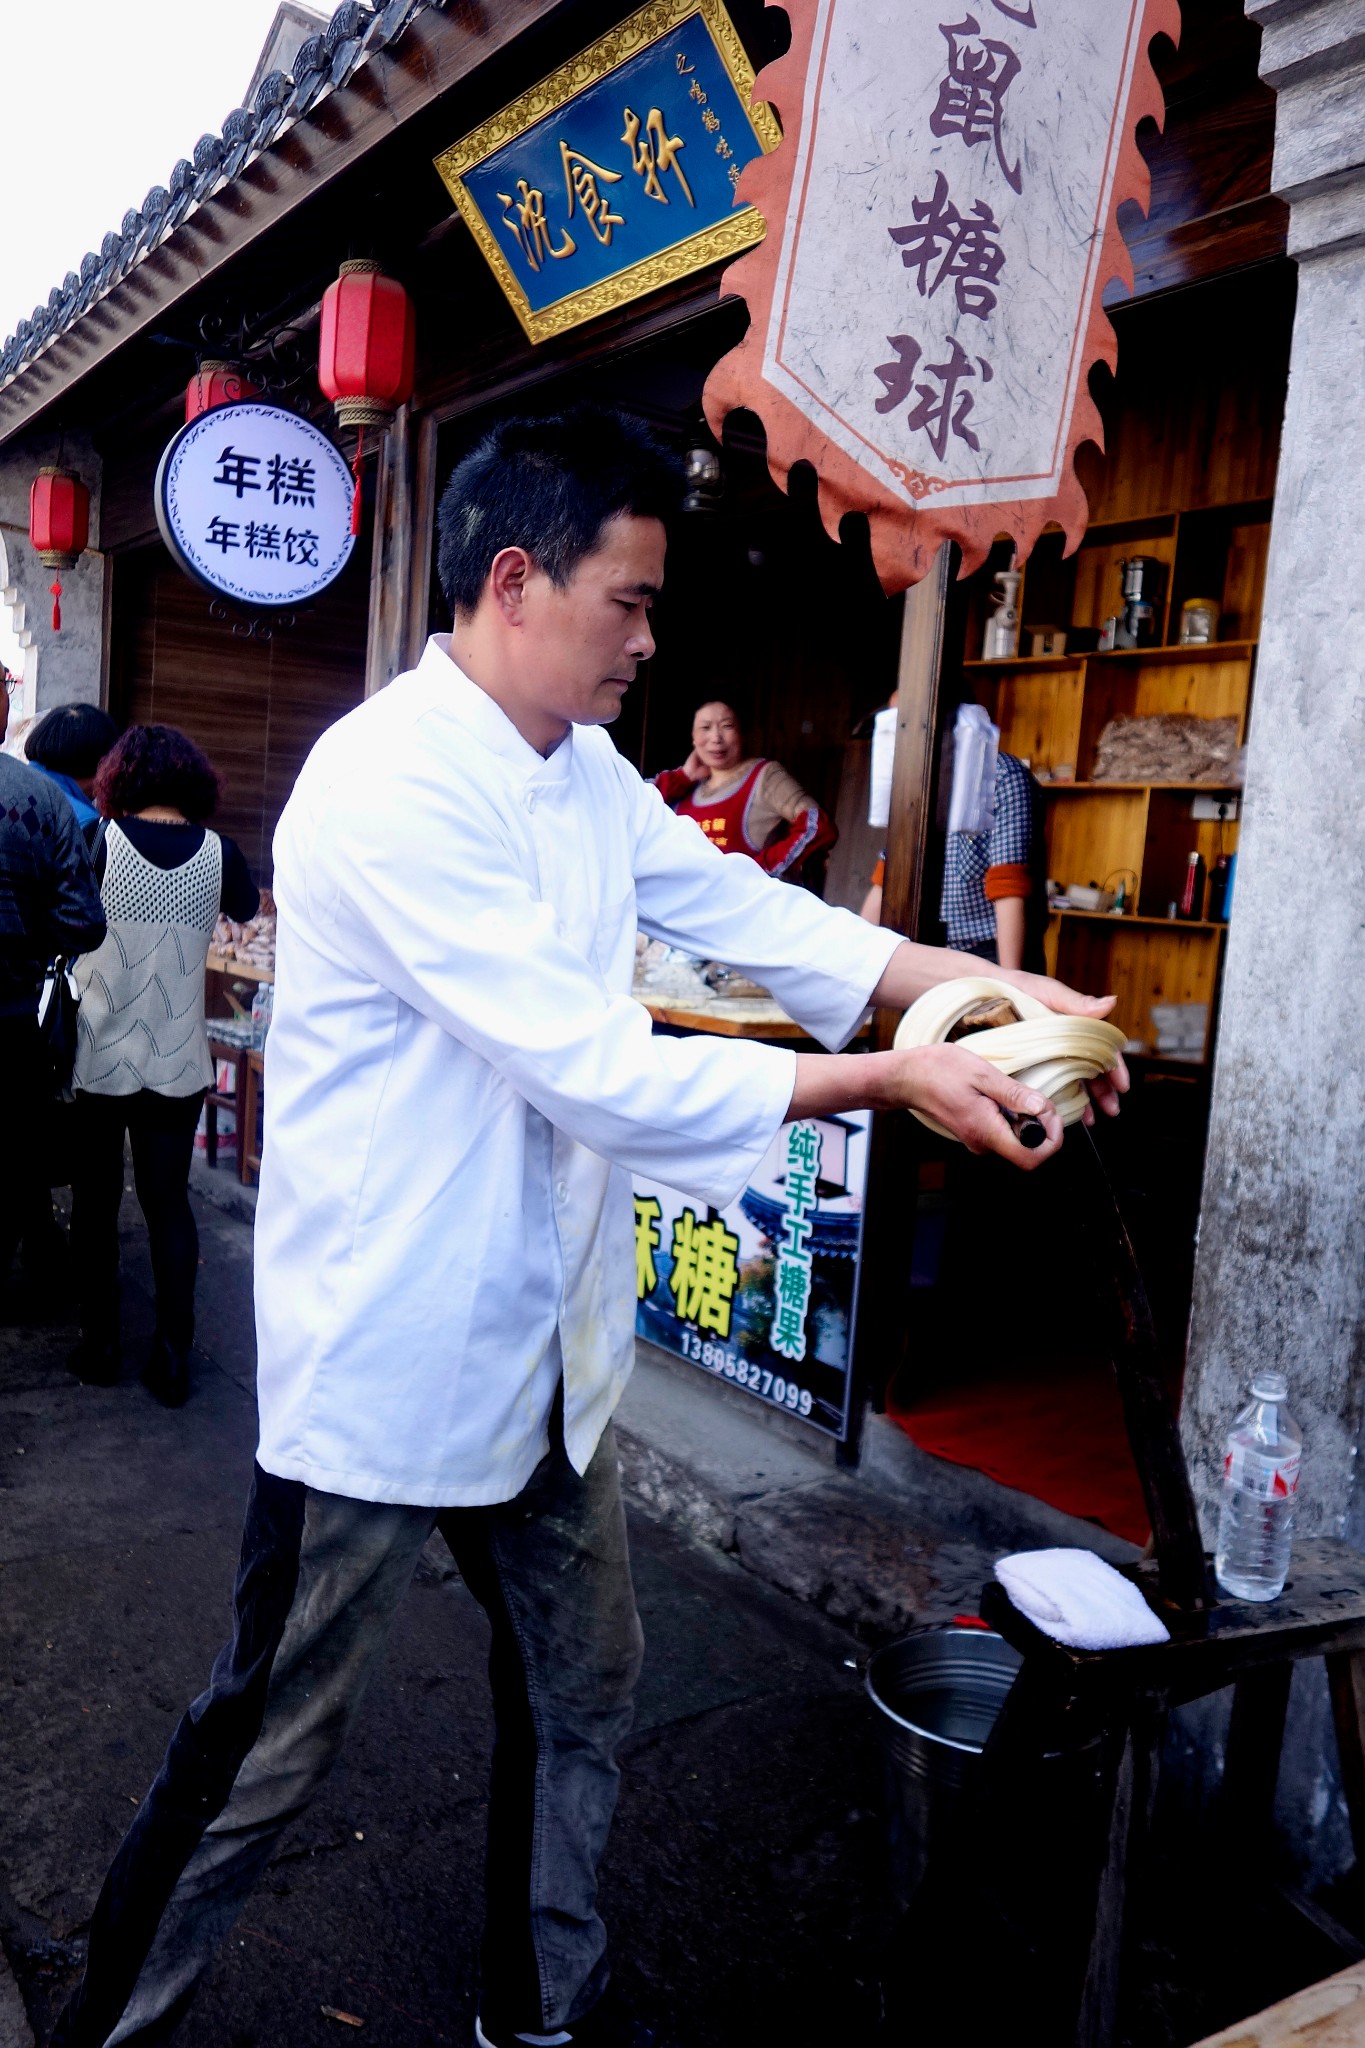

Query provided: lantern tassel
[50,579,62,633]
[350,427,364,537]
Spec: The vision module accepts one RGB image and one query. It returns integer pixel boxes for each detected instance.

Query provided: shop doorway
[424,304,905,909]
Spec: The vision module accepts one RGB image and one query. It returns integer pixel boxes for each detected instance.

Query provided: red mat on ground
[887,1353,1152,1547]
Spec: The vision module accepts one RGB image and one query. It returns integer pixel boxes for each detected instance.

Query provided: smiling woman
[654,697,838,881]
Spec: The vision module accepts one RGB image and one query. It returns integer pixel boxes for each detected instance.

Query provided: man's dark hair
[26,703,119,779]
[436,405,683,618]
[94,724,221,823]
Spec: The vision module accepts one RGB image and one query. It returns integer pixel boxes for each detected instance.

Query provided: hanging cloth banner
[703,0,1177,592]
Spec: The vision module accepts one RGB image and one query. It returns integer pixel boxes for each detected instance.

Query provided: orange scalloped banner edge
[703,0,1182,593]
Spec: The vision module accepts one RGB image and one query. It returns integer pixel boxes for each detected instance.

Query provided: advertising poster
[633,1110,870,1439]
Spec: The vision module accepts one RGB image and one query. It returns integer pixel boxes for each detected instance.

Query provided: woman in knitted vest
[69,726,258,1404]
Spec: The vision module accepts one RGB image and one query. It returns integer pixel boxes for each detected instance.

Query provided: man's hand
[868,942,1130,1125]
[879,1042,1065,1165]
[994,969,1129,1121]
[788,1042,1065,1167]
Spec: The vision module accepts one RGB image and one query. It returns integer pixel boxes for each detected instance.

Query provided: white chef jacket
[254,637,901,1506]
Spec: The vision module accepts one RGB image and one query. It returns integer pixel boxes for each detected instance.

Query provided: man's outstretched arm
[784,937,1126,1168]
[627,777,1126,1167]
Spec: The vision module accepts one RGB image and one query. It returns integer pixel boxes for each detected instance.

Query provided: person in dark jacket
[0,679,107,1291]
[24,703,120,843]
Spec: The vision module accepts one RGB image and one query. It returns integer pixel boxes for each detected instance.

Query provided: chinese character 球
[874,333,993,462]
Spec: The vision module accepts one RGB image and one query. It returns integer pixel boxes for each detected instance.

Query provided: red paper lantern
[29,466,90,632]
[317,260,416,429]
[185,360,260,422]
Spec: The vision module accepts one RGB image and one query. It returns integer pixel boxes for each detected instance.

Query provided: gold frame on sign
[433,0,782,344]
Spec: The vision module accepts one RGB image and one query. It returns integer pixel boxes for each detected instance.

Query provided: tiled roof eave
[0,0,479,436]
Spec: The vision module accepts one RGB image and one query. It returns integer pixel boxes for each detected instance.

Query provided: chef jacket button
[525,789,537,811]
[556,1180,569,1203]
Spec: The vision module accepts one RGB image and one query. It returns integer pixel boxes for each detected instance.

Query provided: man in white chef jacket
[55,408,1124,2048]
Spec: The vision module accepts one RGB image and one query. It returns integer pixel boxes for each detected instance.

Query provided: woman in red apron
[655,701,836,879]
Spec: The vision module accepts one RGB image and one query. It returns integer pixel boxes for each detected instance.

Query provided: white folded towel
[995,1547,1171,1650]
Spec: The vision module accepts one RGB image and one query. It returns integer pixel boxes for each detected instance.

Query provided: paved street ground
[0,1180,889,2048]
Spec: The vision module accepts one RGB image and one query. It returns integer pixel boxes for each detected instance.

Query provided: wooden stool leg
[1221,1664,1292,1853]
[1076,1720,1147,2048]
[1328,1650,1365,1868]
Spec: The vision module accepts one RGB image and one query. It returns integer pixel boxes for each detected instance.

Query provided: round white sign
[155,401,356,608]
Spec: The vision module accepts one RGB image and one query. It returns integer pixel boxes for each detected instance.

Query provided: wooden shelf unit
[968,639,1252,1064]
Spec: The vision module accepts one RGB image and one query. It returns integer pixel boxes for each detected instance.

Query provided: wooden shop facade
[0,0,1295,1516]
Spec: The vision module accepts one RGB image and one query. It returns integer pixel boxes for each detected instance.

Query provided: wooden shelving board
[964,639,1256,674]
[1042,780,1242,793]
[1050,909,1227,933]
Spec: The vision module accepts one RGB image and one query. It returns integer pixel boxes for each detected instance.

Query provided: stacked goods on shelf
[211,889,276,976]
[960,504,1263,1069]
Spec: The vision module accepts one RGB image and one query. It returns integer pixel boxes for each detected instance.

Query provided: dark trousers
[0,1010,55,1277]
[70,1089,205,1354]
[52,1415,643,2047]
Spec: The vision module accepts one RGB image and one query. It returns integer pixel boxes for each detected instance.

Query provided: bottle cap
[1251,1371,1289,1402]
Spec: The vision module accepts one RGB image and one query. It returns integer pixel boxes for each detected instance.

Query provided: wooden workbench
[637,994,819,1040]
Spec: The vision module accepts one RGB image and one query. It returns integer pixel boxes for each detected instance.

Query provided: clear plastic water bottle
[250,981,274,1049]
[1214,1371,1302,1601]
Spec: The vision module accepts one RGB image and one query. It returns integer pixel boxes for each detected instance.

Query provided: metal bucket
[866,1624,1022,1913]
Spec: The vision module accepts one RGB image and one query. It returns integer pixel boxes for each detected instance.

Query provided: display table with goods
[208,893,276,983]
[202,899,275,1182]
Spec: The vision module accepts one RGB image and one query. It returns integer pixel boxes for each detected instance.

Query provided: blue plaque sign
[434,0,780,344]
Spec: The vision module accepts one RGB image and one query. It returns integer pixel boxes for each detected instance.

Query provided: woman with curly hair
[70,724,258,1403]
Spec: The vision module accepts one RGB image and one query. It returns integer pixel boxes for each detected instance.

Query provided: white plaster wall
[0,429,105,718]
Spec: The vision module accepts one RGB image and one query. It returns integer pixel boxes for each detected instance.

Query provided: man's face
[692,702,743,773]
[519,513,665,728]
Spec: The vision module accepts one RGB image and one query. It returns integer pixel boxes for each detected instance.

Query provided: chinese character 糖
[668,1208,740,1337]
[889,171,1006,320]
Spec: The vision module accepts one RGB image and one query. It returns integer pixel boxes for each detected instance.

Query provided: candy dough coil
[892,976,1127,1141]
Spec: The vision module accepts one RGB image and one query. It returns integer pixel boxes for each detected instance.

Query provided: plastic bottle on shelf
[1214,1371,1302,1601]
[251,981,274,1049]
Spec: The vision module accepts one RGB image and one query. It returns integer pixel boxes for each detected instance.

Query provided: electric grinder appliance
[1113,556,1166,649]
